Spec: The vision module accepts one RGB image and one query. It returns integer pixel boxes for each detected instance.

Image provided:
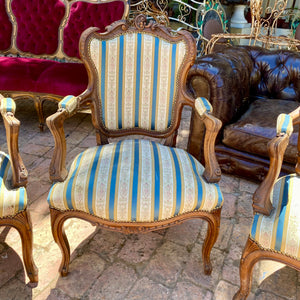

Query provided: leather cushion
[222,98,299,164]
[245,46,300,101]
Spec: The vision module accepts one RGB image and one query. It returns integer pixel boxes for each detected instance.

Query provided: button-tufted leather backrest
[0,0,12,51]
[246,46,300,101]
[63,1,125,58]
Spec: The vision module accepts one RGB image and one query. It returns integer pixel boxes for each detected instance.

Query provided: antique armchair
[0,94,38,285]
[46,14,223,277]
[234,106,300,299]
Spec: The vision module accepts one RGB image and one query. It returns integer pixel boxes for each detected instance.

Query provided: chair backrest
[80,15,196,140]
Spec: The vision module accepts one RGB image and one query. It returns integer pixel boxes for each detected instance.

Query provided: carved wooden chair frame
[0,94,38,285]
[47,14,222,277]
[234,106,300,299]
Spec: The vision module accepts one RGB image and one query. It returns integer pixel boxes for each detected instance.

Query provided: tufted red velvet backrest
[11,0,65,55]
[63,1,125,58]
[0,0,12,51]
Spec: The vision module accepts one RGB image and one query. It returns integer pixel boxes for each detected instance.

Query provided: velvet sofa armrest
[0,95,28,187]
[187,47,253,161]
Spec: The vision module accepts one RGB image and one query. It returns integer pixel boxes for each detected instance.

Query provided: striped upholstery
[0,152,27,218]
[276,113,293,136]
[48,139,223,222]
[89,33,187,131]
[0,97,16,114]
[195,97,212,116]
[250,174,300,259]
[59,95,77,114]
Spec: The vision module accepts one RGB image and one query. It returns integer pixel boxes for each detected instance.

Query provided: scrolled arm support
[47,109,71,182]
[253,113,294,215]
[194,97,222,183]
[0,95,27,187]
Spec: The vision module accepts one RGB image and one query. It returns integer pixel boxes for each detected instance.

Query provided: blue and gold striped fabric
[0,98,16,115]
[59,95,77,114]
[89,33,187,131]
[0,152,27,218]
[250,174,300,259]
[48,140,223,222]
[195,97,212,116]
[276,113,293,136]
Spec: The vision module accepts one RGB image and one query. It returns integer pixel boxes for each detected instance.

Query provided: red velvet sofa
[0,0,128,129]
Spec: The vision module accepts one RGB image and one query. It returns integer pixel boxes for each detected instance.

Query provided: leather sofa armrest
[187,47,253,161]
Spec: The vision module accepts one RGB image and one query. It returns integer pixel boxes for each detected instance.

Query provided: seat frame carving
[47,14,223,277]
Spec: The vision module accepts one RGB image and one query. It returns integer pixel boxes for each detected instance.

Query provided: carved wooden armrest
[0,95,28,187]
[47,95,81,182]
[194,97,222,183]
[253,113,294,215]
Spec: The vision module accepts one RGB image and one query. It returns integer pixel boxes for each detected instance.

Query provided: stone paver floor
[0,101,299,300]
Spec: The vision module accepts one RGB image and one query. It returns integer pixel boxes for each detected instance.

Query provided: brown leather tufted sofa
[187,45,300,181]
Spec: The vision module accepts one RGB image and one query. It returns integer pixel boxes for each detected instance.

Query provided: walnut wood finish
[50,207,222,277]
[234,237,300,300]
[0,211,38,285]
[253,106,300,216]
[47,15,223,277]
[0,95,38,284]
[234,105,300,299]
[0,94,27,187]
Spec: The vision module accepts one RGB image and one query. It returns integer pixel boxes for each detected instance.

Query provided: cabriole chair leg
[50,208,71,277]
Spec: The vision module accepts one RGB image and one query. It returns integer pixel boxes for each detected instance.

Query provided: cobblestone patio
[0,100,299,300]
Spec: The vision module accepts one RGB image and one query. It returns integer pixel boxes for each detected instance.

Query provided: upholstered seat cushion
[35,62,88,96]
[223,99,299,164]
[0,57,88,96]
[0,152,27,218]
[48,139,223,222]
[0,57,53,92]
[250,174,300,259]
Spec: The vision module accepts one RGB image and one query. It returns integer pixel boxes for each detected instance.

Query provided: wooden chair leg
[33,96,45,131]
[13,210,38,284]
[233,237,262,300]
[50,208,70,276]
[202,208,221,275]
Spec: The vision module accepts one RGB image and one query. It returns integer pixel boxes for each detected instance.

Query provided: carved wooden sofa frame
[0,0,129,130]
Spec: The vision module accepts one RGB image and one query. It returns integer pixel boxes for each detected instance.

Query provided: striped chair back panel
[89,32,187,131]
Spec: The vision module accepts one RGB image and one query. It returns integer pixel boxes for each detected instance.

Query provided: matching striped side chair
[46,14,223,277]
[234,107,300,299]
[0,95,38,285]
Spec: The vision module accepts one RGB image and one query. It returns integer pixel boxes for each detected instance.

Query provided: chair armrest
[194,97,222,183]
[0,95,28,187]
[253,113,294,215]
[47,95,81,182]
